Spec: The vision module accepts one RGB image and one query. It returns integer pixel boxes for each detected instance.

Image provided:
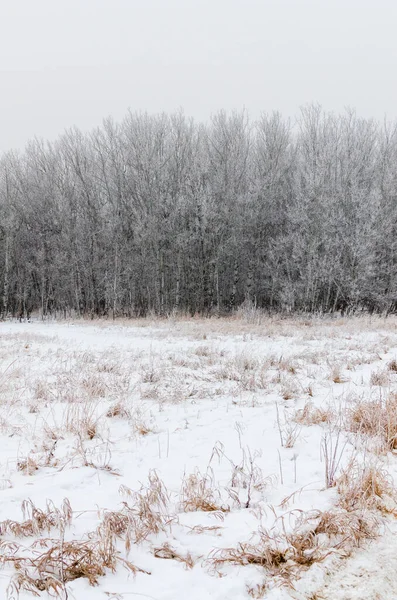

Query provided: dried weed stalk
[180,468,229,514]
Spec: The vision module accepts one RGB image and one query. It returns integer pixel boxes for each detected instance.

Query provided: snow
[0,317,397,599]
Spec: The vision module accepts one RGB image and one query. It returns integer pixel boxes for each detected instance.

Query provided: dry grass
[3,317,397,596]
[321,429,348,488]
[185,524,223,535]
[277,358,298,375]
[63,402,101,440]
[247,581,268,598]
[209,506,379,581]
[141,362,164,384]
[0,477,169,596]
[330,365,347,384]
[0,496,151,598]
[337,460,397,514]
[16,456,40,476]
[153,542,194,569]
[180,469,230,514]
[314,509,378,546]
[276,405,301,448]
[347,394,397,452]
[294,402,333,426]
[16,437,59,475]
[65,313,397,339]
[370,369,390,387]
[33,380,53,402]
[140,383,159,400]
[193,345,214,358]
[0,499,72,538]
[72,435,116,473]
[280,378,299,400]
[106,400,131,419]
[226,447,273,508]
[97,359,122,374]
[209,518,325,581]
[3,532,150,599]
[209,531,292,576]
[130,408,156,437]
[388,358,397,373]
[114,471,171,546]
[212,352,269,392]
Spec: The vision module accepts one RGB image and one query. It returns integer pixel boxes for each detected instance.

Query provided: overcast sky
[1,0,396,151]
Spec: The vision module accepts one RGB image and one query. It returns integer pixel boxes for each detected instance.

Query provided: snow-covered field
[1,316,397,599]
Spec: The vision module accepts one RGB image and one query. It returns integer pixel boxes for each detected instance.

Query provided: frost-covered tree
[1,106,397,318]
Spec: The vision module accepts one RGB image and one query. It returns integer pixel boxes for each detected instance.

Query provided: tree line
[1,105,396,318]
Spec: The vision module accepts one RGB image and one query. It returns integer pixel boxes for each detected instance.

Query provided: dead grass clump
[4,530,150,598]
[314,509,378,546]
[225,447,273,508]
[209,519,324,580]
[388,359,397,373]
[284,422,301,448]
[33,380,52,402]
[54,378,80,403]
[79,351,96,365]
[180,469,229,514]
[294,402,333,426]
[72,435,116,473]
[234,353,258,372]
[337,461,397,514]
[347,394,397,451]
[247,582,268,599]
[214,364,242,382]
[215,353,259,385]
[114,471,171,546]
[131,409,156,436]
[236,302,265,325]
[82,374,107,398]
[0,498,72,538]
[277,358,298,375]
[193,345,212,357]
[209,533,290,576]
[169,354,193,368]
[16,438,59,474]
[140,384,159,400]
[275,374,299,401]
[106,401,131,419]
[16,456,39,476]
[141,363,164,384]
[330,366,347,384]
[209,506,378,582]
[276,405,301,448]
[239,369,268,392]
[153,542,194,569]
[64,403,101,440]
[97,360,121,374]
[133,421,155,436]
[186,524,223,535]
[281,386,294,401]
[322,429,348,488]
[370,369,390,387]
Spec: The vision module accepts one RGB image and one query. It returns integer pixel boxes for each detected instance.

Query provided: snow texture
[0,317,397,599]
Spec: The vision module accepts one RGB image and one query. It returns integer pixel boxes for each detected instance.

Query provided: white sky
[1,0,396,151]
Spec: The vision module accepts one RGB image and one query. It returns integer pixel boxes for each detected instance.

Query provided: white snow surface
[0,317,397,599]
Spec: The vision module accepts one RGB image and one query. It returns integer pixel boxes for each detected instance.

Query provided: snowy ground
[1,315,397,599]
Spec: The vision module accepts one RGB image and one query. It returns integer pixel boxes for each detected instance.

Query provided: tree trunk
[2,231,10,319]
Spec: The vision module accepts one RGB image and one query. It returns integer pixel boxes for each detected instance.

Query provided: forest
[1,105,396,318]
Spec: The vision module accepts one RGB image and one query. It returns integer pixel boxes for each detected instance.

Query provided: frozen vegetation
[1,314,397,598]
[2,107,397,319]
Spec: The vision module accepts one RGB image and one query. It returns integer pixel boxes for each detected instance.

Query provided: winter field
[2,315,397,599]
